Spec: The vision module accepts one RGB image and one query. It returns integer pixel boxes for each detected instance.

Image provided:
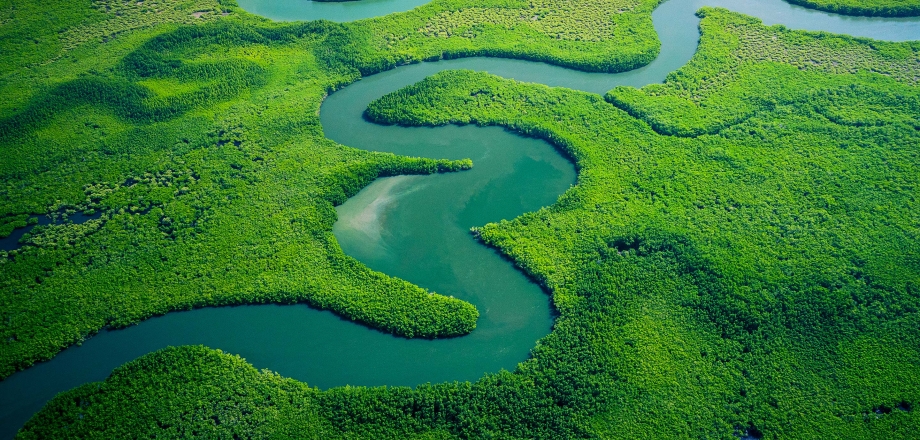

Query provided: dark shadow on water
[0,211,103,252]
[734,425,764,440]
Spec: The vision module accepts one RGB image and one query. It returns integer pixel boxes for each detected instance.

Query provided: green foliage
[785,0,920,17]
[362,10,920,437]
[355,0,662,73]
[2,19,369,139]
[0,0,229,120]
[18,346,337,439]
[605,8,920,136]
[0,0,665,381]
[0,215,32,239]
[19,344,599,438]
[59,0,231,50]
[6,1,920,439]
[0,0,494,380]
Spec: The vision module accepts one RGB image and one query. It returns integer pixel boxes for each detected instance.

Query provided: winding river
[0,0,917,437]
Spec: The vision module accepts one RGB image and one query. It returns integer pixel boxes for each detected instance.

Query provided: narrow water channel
[237,0,920,41]
[0,0,916,437]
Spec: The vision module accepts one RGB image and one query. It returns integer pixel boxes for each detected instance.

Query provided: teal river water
[0,0,916,437]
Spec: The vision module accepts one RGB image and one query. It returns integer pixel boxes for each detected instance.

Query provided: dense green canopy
[2,0,919,438]
[786,0,920,17]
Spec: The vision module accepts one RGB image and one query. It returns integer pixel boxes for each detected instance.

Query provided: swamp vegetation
[1,0,919,438]
[784,0,920,17]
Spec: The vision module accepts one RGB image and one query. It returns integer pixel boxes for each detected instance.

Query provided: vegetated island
[9,3,920,438]
[785,0,920,17]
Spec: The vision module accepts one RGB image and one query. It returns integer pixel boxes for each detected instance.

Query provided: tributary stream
[0,0,916,437]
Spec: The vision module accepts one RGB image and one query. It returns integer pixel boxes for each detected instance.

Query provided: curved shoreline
[237,0,920,42]
[784,0,920,18]
[0,0,917,437]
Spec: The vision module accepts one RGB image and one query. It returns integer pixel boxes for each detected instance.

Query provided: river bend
[0,0,917,437]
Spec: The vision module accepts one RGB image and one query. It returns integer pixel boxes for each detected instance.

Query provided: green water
[333,128,573,299]
[1,0,917,437]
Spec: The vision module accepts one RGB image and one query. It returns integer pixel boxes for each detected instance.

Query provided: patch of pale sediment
[336,176,427,253]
